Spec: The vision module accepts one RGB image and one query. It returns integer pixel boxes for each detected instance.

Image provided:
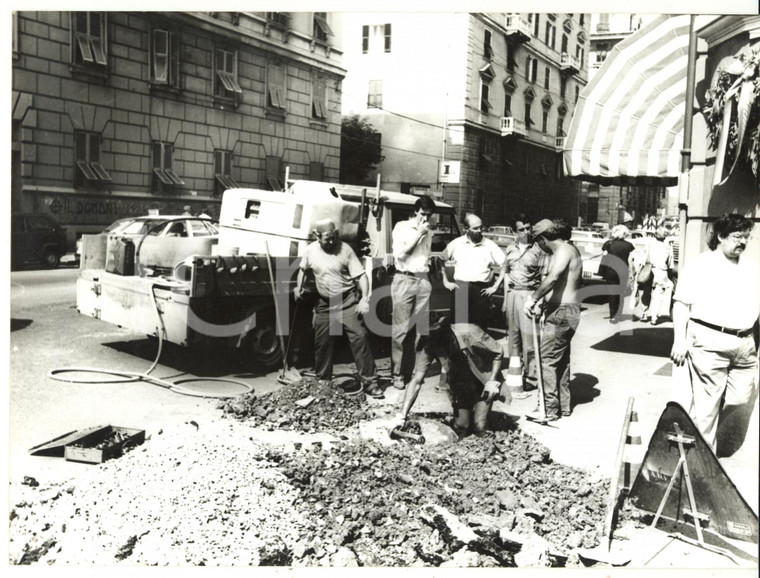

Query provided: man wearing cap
[389,319,505,438]
[524,218,582,421]
[495,214,547,392]
[671,213,759,452]
[441,214,505,329]
[390,195,436,390]
[295,218,382,398]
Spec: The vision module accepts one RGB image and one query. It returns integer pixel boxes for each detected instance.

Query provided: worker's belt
[508,283,535,291]
[691,318,753,338]
[395,270,428,278]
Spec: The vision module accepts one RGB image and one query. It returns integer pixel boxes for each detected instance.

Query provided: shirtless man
[524,218,582,421]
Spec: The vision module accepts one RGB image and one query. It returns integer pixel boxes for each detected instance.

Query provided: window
[310,162,324,181]
[71,12,107,70]
[557,115,565,137]
[525,56,538,83]
[560,77,567,99]
[531,14,540,37]
[544,67,550,90]
[150,27,180,88]
[545,22,556,49]
[368,79,382,108]
[266,12,290,29]
[313,12,333,43]
[267,63,286,110]
[561,34,568,54]
[576,44,585,66]
[542,110,549,134]
[579,14,585,27]
[484,29,493,60]
[151,141,184,193]
[312,76,327,120]
[266,156,283,191]
[503,93,512,117]
[74,131,111,189]
[575,85,580,104]
[480,82,491,113]
[214,150,239,196]
[363,23,392,54]
[214,48,242,101]
[524,101,532,128]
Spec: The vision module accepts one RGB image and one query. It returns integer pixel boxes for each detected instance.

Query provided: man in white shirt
[671,213,759,451]
[441,214,505,329]
[390,195,436,390]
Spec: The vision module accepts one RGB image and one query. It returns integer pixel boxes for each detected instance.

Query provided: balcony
[560,52,581,74]
[500,117,527,138]
[555,136,565,150]
[503,14,531,43]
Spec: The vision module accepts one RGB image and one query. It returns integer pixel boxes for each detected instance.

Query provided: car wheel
[245,310,282,371]
[43,249,60,269]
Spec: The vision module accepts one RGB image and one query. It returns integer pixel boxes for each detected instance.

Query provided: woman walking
[600,225,635,323]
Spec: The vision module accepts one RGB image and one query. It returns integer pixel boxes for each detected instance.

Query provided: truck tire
[245,311,282,371]
[43,249,60,269]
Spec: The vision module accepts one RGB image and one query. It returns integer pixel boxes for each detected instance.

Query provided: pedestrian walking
[639,226,674,325]
[496,214,547,391]
[390,195,436,390]
[524,219,582,422]
[295,218,382,398]
[600,224,635,323]
[441,214,505,329]
[671,213,759,452]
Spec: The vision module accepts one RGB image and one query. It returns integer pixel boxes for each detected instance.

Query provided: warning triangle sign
[629,402,758,543]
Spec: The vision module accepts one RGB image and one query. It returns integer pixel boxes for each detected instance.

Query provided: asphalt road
[8,267,758,526]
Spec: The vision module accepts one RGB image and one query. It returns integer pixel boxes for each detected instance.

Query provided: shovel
[263,240,302,385]
[525,314,555,427]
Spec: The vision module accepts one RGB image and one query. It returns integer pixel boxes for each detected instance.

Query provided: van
[11,213,67,269]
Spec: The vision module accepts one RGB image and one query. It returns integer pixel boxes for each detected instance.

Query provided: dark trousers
[540,304,580,418]
[313,292,376,385]
[451,281,490,330]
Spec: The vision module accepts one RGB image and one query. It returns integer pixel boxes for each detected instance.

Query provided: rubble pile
[218,378,374,432]
[275,429,609,566]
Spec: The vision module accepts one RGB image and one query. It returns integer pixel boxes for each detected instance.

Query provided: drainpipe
[678,15,697,274]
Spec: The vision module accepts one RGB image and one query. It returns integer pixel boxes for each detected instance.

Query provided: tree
[340,115,384,185]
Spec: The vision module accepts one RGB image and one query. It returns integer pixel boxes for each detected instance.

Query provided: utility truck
[77,180,463,370]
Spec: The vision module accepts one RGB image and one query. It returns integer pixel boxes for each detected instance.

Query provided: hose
[48,278,254,399]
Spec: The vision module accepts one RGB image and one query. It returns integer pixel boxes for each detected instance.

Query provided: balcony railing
[555,136,565,149]
[500,117,527,138]
[560,52,581,73]
[503,14,531,43]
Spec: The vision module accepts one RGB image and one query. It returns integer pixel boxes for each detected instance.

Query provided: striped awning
[563,15,692,185]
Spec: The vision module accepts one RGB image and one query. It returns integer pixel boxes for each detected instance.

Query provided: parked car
[483,225,516,248]
[78,215,220,273]
[11,213,68,269]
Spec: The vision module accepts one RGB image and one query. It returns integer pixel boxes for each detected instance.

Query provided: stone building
[341,12,589,224]
[11,11,345,248]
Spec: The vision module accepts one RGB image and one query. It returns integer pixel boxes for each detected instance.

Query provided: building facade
[586,13,669,228]
[341,12,589,224]
[11,11,345,248]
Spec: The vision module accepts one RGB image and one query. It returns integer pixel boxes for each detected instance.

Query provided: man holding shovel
[524,219,582,422]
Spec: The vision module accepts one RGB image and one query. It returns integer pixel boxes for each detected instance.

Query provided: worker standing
[390,195,436,390]
[295,218,383,398]
[441,214,505,329]
[524,219,582,422]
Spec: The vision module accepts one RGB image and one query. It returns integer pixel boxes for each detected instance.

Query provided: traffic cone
[503,355,530,399]
[620,410,644,492]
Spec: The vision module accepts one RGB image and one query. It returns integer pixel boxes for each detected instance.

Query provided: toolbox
[29,425,145,464]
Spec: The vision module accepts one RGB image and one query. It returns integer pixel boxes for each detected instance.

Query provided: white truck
[76,180,463,370]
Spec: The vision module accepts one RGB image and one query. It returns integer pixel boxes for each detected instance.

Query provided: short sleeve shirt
[504,243,547,289]
[392,219,431,273]
[300,241,365,298]
[442,236,506,282]
[674,249,760,330]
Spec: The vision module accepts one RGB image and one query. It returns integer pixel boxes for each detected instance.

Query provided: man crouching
[390,318,506,438]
